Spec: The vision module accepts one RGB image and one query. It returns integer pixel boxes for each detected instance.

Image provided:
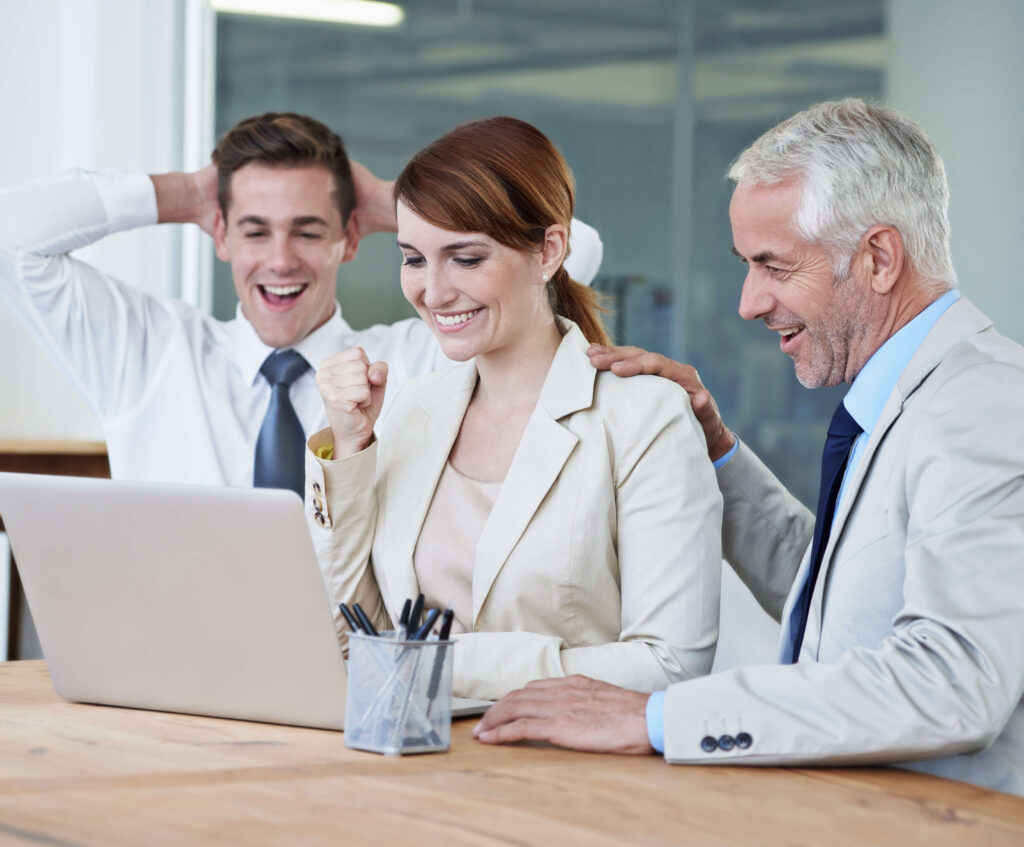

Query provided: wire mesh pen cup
[344,632,453,755]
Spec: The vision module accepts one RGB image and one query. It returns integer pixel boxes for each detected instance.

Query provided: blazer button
[700,735,718,753]
[312,496,323,513]
[718,734,735,752]
[313,482,322,495]
[735,732,753,749]
[314,511,327,527]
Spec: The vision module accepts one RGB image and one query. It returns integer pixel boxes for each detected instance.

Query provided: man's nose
[738,269,774,321]
[267,236,299,274]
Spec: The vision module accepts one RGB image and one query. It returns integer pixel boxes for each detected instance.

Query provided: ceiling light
[210,0,404,28]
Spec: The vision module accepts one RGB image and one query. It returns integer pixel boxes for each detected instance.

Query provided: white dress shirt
[0,169,603,487]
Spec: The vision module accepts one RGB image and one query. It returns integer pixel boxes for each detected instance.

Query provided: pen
[398,598,412,639]
[352,603,380,637]
[338,603,360,633]
[426,608,454,714]
[408,593,425,632]
[437,608,454,642]
[412,608,440,641]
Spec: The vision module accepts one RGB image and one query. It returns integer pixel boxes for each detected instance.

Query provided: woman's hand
[315,347,388,458]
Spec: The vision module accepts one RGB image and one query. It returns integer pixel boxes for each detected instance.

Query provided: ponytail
[548,266,611,346]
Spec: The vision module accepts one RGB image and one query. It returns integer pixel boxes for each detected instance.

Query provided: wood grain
[0,661,1021,846]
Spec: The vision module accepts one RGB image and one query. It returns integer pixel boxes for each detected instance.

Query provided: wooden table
[0,663,1022,845]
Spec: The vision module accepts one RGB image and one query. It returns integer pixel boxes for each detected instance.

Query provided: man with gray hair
[474,98,1024,795]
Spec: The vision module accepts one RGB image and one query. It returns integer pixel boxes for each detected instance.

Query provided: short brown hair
[393,117,609,346]
[212,112,355,225]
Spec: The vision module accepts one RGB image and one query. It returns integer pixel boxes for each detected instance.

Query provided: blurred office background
[1,0,1022,664]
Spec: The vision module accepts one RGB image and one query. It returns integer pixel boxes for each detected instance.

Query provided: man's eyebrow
[234,215,329,228]
[732,246,779,264]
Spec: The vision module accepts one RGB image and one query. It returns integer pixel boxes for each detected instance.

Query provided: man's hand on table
[473,675,654,755]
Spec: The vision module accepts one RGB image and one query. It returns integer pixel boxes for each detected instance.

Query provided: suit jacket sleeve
[305,430,389,640]
[661,359,1024,766]
[716,441,814,622]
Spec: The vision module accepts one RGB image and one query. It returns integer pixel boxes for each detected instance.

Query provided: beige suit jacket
[305,323,723,700]
[661,298,1024,795]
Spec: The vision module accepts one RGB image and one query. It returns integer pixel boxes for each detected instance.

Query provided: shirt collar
[843,289,960,434]
[229,302,353,386]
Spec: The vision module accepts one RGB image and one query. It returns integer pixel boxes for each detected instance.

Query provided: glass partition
[214,0,885,507]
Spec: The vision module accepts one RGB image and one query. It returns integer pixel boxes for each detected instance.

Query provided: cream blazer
[305,323,723,700]
[660,298,1024,796]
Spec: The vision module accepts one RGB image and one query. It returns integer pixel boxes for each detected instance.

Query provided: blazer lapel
[378,362,477,613]
[806,298,993,651]
[472,324,596,621]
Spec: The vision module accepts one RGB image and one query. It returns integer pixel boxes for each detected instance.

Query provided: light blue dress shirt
[646,289,961,753]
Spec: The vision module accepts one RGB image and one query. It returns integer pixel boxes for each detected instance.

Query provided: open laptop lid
[0,472,348,730]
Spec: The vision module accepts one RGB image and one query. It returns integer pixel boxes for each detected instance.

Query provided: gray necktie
[253,349,310,498]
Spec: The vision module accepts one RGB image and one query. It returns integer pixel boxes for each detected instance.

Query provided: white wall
[0,0,183,440]
[887,0,1024,343]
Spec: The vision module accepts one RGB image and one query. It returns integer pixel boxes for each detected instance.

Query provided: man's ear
[861,225,905,295]
[539,223,568,281]
[340,211,361,264]
[213,208,230,262]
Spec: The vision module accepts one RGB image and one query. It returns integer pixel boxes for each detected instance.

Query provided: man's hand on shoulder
[472,675,654,755]
[151,164,219,236]
[588,344,735,462]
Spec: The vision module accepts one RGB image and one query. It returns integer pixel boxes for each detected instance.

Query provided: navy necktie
[783,401,863,663]
[253,349,310,498]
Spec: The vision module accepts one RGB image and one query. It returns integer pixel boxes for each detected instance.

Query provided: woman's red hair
[394,117,609,346]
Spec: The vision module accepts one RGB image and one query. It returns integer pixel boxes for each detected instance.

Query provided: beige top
[413,462,502,635]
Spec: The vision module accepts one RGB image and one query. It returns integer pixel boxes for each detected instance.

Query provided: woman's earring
[542,274,550,283]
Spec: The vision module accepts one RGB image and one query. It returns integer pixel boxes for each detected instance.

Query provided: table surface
[0,661,1022,846]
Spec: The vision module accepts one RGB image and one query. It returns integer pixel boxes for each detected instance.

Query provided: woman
[305,117,722,701]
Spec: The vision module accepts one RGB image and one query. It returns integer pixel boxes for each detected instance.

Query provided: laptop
[0,472,489,729]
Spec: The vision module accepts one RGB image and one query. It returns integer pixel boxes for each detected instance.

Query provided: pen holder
[344,632,453,755]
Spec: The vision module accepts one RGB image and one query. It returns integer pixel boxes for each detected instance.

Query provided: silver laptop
[0,472,489,729]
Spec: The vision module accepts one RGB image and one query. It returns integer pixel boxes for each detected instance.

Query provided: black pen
[398,598,412,638]
[408,593,425,632]
[412,608,440,641]
[338,603,360,633]
[352,603,380,637]
[437,608,454,642]
[426,608,454,714]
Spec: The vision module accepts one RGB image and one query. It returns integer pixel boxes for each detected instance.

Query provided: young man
[0,113,602,494]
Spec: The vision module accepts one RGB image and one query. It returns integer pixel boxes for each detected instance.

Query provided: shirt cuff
[91,170,159,232]
[646,690,666,753]
[712,438,740,470]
